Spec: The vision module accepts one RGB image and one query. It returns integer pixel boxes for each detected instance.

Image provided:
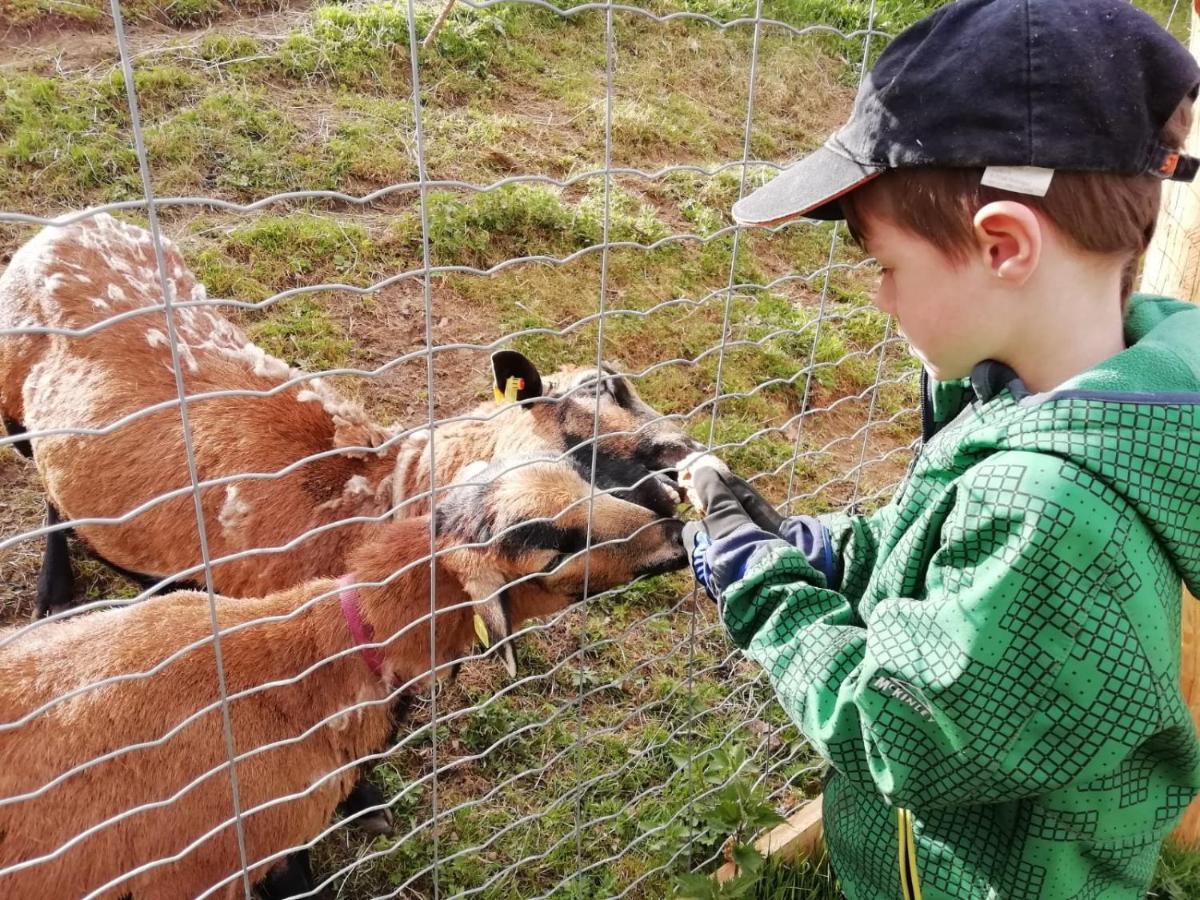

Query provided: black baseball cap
[732,0,1200,225]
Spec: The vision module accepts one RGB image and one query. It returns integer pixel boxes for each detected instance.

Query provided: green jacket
[712,295,1200,899]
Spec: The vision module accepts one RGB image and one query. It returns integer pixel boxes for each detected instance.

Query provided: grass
[711,841,1200,900]
[0,0,283,30]
[1152,842,1200,898]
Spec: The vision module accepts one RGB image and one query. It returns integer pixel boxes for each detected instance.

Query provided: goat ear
[491,350,543,404]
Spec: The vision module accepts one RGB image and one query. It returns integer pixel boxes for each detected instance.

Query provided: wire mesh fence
[14,0,1195,897]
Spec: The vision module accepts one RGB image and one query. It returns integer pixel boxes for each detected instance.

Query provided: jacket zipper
[920,368,935,443]
[896,807,923,900]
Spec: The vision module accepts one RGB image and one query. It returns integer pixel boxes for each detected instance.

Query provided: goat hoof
[354,809,395,837]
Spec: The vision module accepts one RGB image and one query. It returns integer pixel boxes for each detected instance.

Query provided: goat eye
[542,552,571,574]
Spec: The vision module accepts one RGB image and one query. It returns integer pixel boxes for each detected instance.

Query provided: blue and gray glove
[682,468,786,601]
[682,467,839,601]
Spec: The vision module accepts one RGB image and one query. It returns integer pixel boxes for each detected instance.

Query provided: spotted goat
[0,213,701,617]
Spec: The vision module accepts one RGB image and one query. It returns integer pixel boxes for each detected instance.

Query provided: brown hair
[842,98,1195,302]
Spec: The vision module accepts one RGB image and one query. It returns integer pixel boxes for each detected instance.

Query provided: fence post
[1140,6,1200,851]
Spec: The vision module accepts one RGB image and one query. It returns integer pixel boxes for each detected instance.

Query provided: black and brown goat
[0,213,701,615]
[0,455,686,899]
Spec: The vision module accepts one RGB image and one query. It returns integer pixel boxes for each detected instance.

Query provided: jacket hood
[932,294,1200,595]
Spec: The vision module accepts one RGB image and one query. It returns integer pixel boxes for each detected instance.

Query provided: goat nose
[660,517,685,544]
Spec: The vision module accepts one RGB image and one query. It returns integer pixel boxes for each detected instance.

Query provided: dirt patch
[0,1,310,73]
[326,277,502,427]
[0,448,42,624]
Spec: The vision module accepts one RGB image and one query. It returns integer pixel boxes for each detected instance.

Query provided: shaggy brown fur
[0,214,700,605]
[0,456,686,898]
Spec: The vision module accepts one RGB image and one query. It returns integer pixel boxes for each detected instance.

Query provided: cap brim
[732,146,884,225]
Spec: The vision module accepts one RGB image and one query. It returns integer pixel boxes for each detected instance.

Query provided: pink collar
[339,575,385,679]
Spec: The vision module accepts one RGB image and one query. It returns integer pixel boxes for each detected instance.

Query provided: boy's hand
[685,465,786,535]
[682,467,787,601]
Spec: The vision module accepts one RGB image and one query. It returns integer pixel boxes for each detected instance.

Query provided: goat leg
[256,848,333,900]
[35,502,75,618]
[336,774,395,837]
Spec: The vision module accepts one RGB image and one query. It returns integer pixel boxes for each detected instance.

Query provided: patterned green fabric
[722,294,1200,899]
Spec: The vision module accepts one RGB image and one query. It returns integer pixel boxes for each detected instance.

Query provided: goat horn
[474,594,517,679]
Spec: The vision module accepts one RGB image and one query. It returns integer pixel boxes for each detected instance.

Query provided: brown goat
[0,213,701,614]
[0,455,686,899]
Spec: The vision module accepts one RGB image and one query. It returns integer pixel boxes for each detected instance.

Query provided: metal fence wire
[0,0,999,895]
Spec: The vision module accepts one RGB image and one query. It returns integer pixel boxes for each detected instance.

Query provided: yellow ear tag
[473,613,491,648]
[494,375,524,404]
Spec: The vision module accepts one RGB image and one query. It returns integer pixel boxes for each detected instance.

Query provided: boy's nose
[873,291,896,317]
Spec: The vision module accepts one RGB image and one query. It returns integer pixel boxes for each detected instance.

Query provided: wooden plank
[1139,8,1200,849]
[1177,592,1200,846]
[714,797,825,882]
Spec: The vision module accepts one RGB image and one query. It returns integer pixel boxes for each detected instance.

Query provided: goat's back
[2,215,397,596]
[0,588,384,898]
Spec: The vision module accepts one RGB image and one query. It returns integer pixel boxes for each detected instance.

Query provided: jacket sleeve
[702,502,892,622]
[721,451,1170,810]
[791,503,895,601]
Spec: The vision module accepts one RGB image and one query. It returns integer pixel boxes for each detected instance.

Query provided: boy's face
[860,214,1002,382]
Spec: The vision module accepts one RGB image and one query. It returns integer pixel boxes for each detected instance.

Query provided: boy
[682,1,1200,897]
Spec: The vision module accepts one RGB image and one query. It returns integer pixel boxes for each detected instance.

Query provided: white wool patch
[316,474,379,512]
[43,272,68,295]
[344,475,371,495]
[456,459,488,483]
[246,344,291,381]
[177,340,199,373]
[107,283,127,303]
[462,572,508,604]
[298,377,376,428]
[218,485,251,532]
[329,683,382,731]
[24,354,110,431]
[145,328,198,372]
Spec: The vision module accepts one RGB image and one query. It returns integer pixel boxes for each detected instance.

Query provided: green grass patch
[247,296,354,370]
[2,0,280,30]
[201,213,374,297]
[1151,842,1200,899]
[394,183,671,268]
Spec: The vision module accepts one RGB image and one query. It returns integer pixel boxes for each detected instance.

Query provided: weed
[223,213,373,289]
[394,183,670,268]
[277,4,411,85]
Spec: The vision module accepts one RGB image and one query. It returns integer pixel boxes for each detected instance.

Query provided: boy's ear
[972,201,1042,286]
[491,350,543,403]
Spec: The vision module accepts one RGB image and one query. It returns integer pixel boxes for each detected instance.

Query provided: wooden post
[1139,7,1200,851]
[714,799,825,883]
[422,0,459,50]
